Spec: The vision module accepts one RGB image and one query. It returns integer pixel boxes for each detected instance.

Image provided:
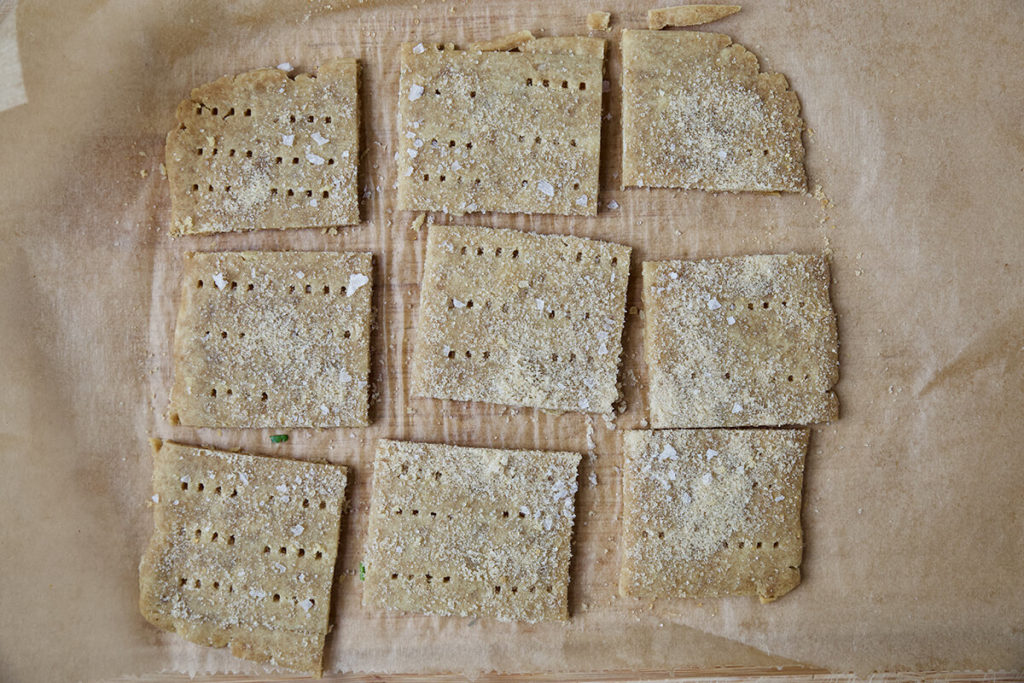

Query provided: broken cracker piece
[587,11,611,31]
[168,251,373,428]
[166,59,360,235]
[397,37,605,216]
[362,439,581,622]
[411,224,630,414]
[621,29,806,192]
[643,253,838,428]
[139,441,347,675]
[648,4,740,30]
[620,428,807,603]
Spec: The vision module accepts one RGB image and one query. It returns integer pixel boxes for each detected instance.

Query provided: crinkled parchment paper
[1,1,1022,680]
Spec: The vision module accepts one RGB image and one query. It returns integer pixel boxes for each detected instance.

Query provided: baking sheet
[1,1,1023,680]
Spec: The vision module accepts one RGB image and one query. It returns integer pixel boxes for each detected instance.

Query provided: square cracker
[643,253,838,428]
[621,30,806,192]
[620,428,808,603]
[396,37,605,216]
[139,441,347,675]
[411,224,631,414]
[362,439,581,622]
[168,251,373,428]
[166,59,359,235]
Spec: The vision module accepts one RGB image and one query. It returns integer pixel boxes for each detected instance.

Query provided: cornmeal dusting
[166,59,360,235]
[411,224,631,414]
[643,253,838,428]
[362,439,581,622]
[621,30,806,192]
[139,441,347,675]
[620,428,807,603]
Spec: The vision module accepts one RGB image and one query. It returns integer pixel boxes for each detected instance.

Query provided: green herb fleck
[359,562,366,581]
[270,434,289,443]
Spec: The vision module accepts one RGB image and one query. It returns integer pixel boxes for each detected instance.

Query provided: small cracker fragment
[139,441,347,675]
[411,224,631,414]
[168,251,373,428]
[166,59,359,235]
[643,254,838,428]
[587,11,611,31]
[468,30,536,52]
[396,37,605,216]
[362,439,581,622]
[621,29,806,192]
[620,428,807,602]
[648,4,740,30]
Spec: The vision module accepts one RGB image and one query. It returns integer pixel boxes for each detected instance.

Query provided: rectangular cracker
[411,224,631,414]
[166,59,359,235]
[139,441,347,675]
[396,37,605,216]
[168,251,373,428]
[362,439,581,622]
[643,253,838,428]
[621,30,806,192]
[647,5,741,30]
[620,428,807,603]
[587,11,611,31]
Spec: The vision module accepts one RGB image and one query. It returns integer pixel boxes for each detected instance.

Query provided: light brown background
[1,1,1022,681]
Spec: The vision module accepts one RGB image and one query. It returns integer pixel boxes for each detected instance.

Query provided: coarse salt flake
[537,180,555,197]
[407,148,418,158]
[658,444,677,460]
[276,484,289,494]
[412,43,426,54]
[298,598,314,612]
[347,273,369,295]
[151,494,159,503]
[306,152,325,165]
[535,298,545,310]
[705,448,718,460]
[453,298,466,308]
[702,472,713,485]
[291,524,304,536]
[708,297,722,310]
[282,134,294,146]
[311,132,329,145]
[727,316,736,325]
[277,62,292,71]
[680,491,692,504]
[212,273,227,290]
[409,84,424,101]
[607,200,619,209]
[576,194,588,206]
[339,369,352,383]
[732,402,743,414]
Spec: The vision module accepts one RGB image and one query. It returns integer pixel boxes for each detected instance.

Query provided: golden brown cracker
[411,224,630,414]
[168,251,373,428]
[166,59,359,235]
[396,38,604,216]
[362,439,581,622]
[621,30,806,192]
[647,5,741,30]
[644,253,838,428]
[139,441,347,675]
[620,428,807,602]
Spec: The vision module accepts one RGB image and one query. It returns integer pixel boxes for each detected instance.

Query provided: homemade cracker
[411,224,630,414]
[139,441,348,675]
[647,5,741,30]
[166,59,359,235]
[396,37,605,216]
[362,439,581,622]
[620,428,807,603]
[644,254,838,428]
[621,29,806,192]
[168,251,373,428]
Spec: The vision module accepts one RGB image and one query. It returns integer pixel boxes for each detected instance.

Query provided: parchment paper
[1,1,1022,681]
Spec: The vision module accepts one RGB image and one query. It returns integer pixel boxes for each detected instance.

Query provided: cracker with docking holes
[168,251,373,428]
[166,59,359,235]
[139,441,348,675]
[621,30,806,192]
[620,428,807,603]
[396,37,604,216]
[644,253,837,428]
[411,224,630,414]
[362,439,581,622]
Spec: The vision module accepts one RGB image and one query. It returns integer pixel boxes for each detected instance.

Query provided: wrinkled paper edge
[0,0,27,112]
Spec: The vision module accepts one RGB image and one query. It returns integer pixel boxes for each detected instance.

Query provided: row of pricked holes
[425,136,578,150]
[455,244,616,266]
[193,149,340,166]
[261,544,325,560]
[419,175,582,193]
[195,279,350,296]
[177,576,317,607]
[180,479,330,512]
[727,300,809,311]
[446,297,594,322]
[192,106,334,125]
[392,505,530,520]
[525,77,587,91]
[641,529,782,550]
[386,572,553,595]
[687,371,812,383]
[442,348,586,364]
[189,183,334,200]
